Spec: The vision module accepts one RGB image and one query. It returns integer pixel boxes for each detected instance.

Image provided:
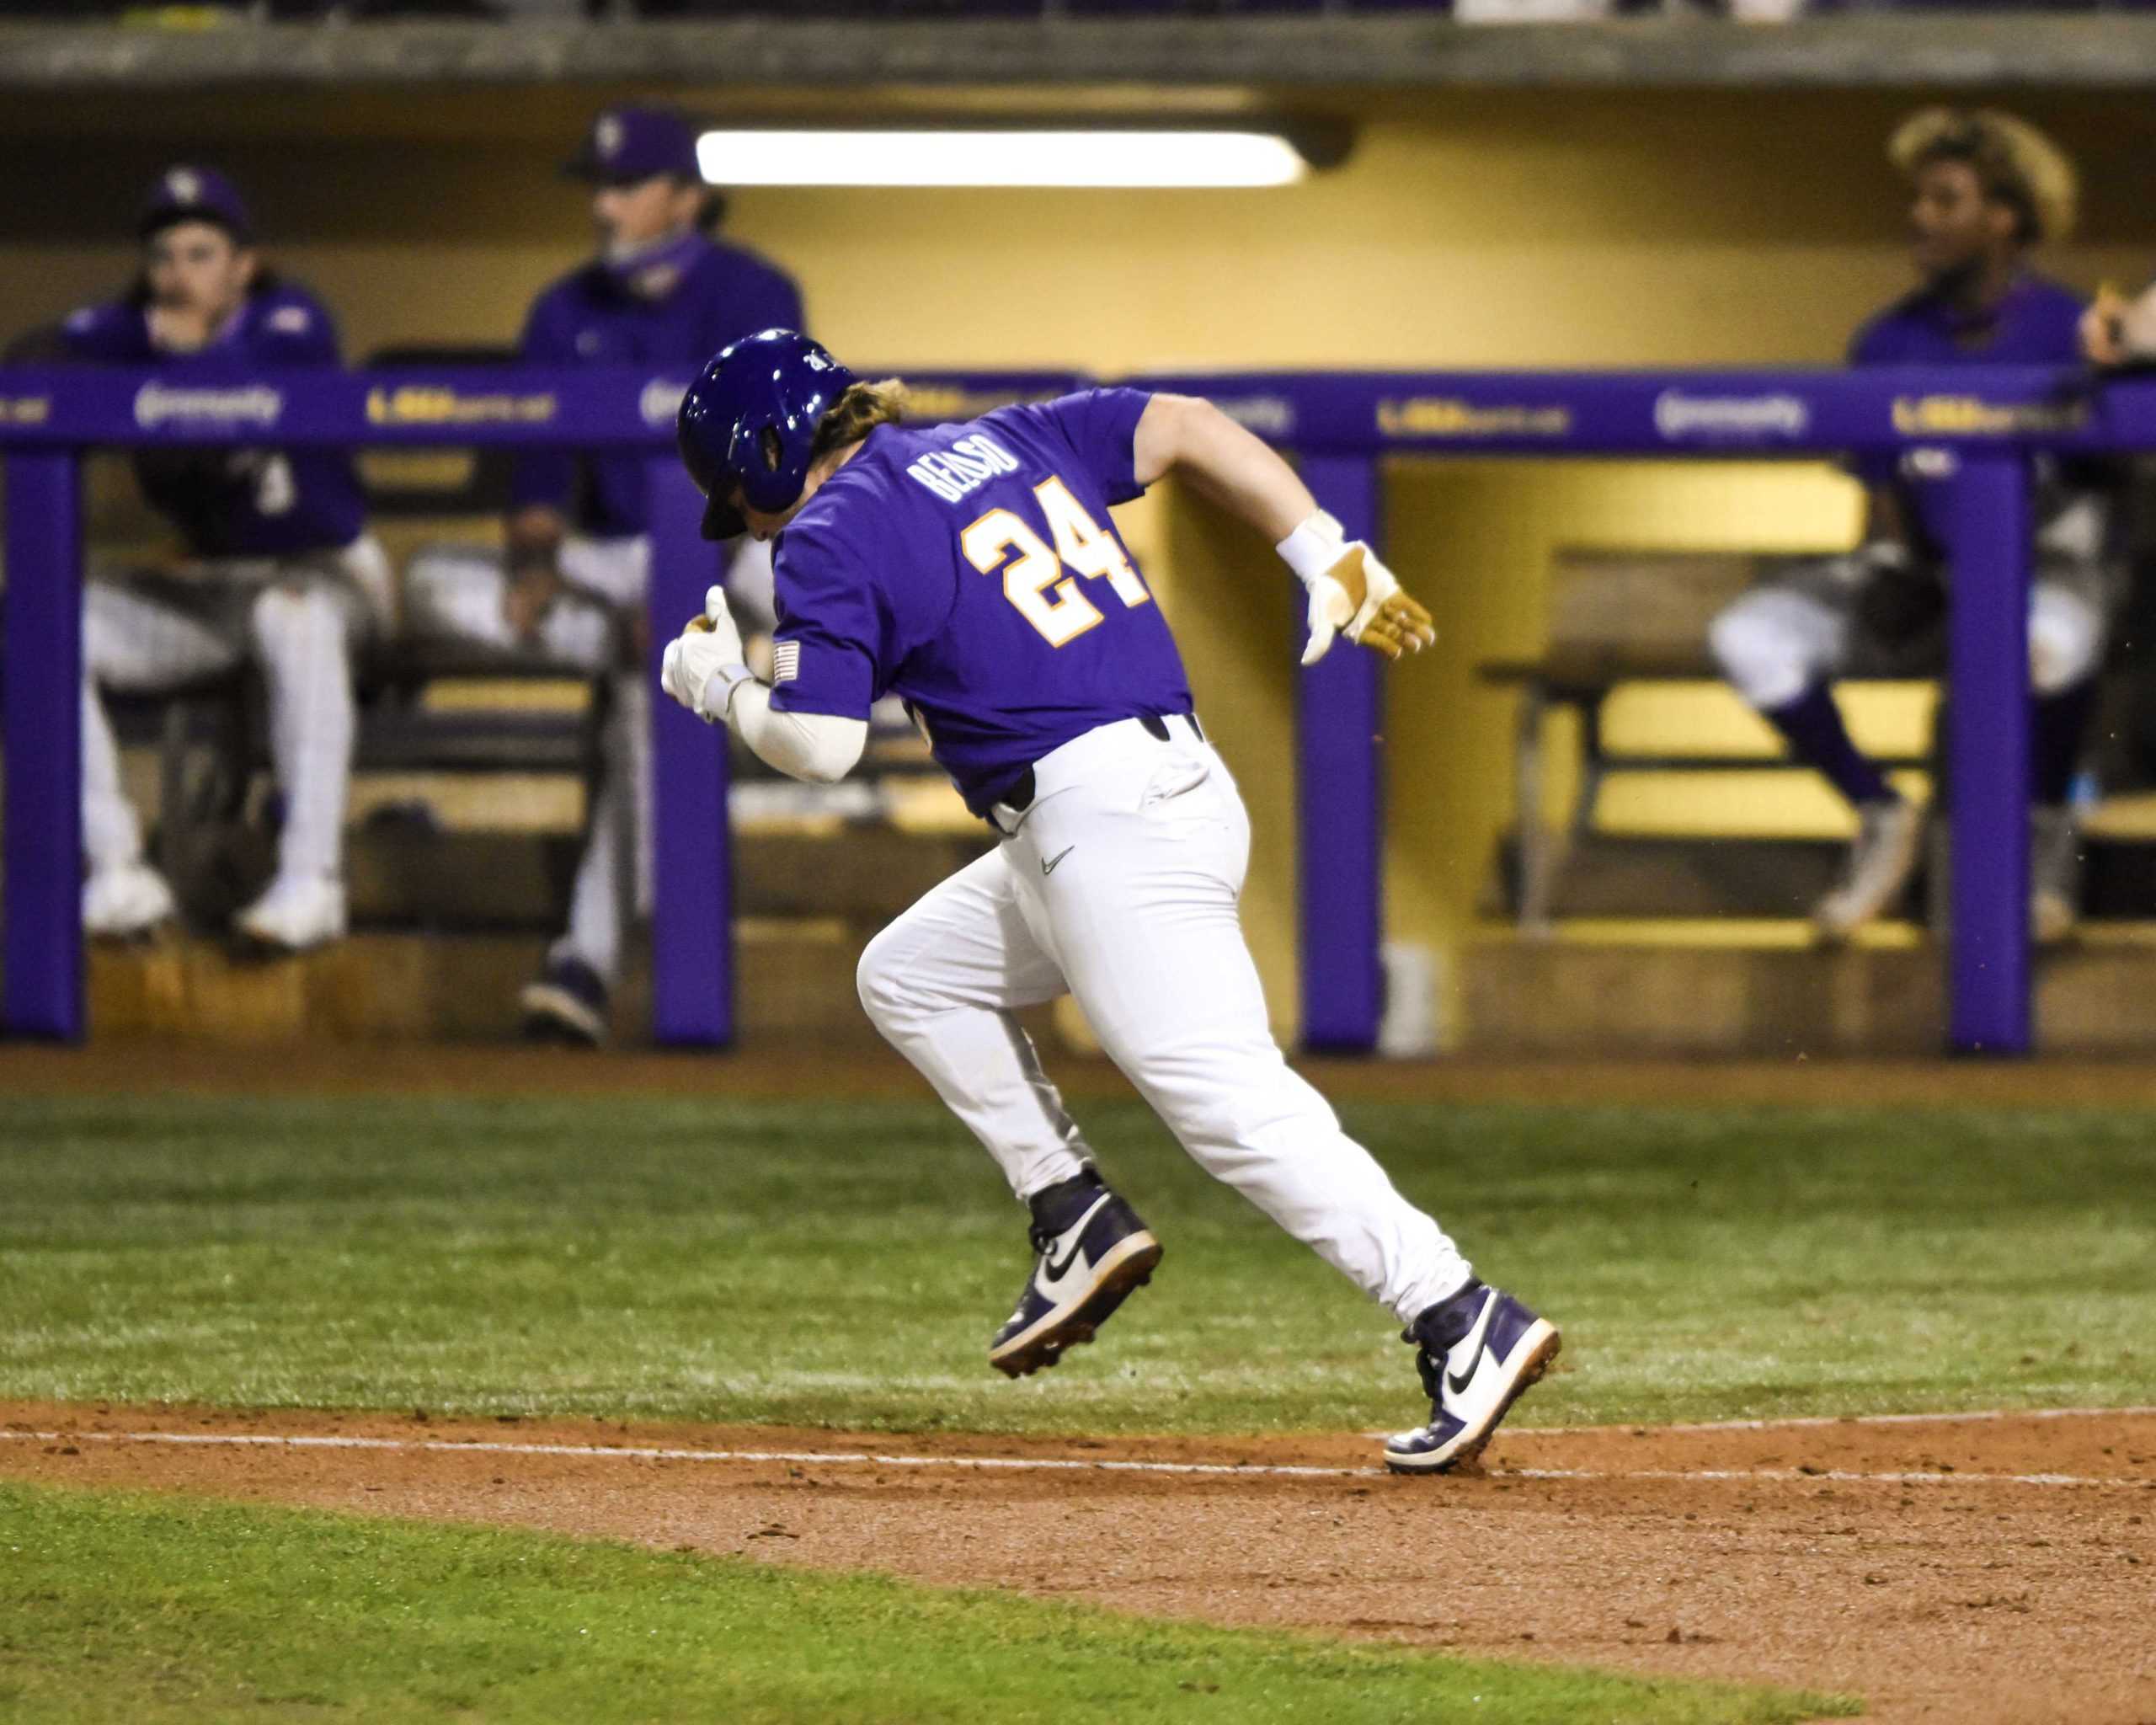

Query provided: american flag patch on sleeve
[772,641,802,685]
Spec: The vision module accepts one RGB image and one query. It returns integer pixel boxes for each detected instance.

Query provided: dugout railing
[1,361,2140,1057]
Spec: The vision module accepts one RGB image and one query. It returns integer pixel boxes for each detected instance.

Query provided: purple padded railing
[4,361,2139,1054]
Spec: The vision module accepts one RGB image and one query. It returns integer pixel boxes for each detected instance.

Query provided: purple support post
[1945,453,2032,1056]
[3,454,84,1040]
[644,456,733,1047]
[1296,452,1384,1053]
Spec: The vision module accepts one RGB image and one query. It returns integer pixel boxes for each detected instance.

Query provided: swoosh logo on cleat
[1042,846,1076,877]
[1038,1194,1112,1294]
[1445,1295,1500,1397]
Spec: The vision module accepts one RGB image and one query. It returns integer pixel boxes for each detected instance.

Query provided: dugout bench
[1479,548,1931,931]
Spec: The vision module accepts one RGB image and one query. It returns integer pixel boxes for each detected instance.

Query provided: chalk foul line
[2,1428,2148,1491]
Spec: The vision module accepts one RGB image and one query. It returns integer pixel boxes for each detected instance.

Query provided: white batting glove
[1277,511,1437,666]
[659,584,755,724]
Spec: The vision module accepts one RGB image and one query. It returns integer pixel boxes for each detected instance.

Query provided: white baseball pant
[81,537,392,886]
[403,534,776,987]
[1710,495,2112,711]
[1711,577,2105,710]
[855,715,1473,1327]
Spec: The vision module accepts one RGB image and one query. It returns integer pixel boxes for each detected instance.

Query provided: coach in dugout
[1708,109,2114,944]
[403,106,802,1045]
[22,167,394,952]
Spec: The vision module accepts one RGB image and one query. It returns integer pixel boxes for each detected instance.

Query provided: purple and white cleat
[989,1169,1161,1379]
[1384,1279,1561,1475]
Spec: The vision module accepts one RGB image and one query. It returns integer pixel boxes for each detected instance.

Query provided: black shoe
[519,956,609,1047]
[989,1169,1161,1379]
[1384,1279,1561,1475]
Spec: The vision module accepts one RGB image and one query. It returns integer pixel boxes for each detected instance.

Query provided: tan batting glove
[1278,510,1437,666]
[659,584,754,724]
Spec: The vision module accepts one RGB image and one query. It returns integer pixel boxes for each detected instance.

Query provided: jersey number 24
[961,478,1150,648]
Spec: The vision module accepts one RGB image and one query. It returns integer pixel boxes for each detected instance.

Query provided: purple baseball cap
[563,106,703,186]
[137,164,254,244]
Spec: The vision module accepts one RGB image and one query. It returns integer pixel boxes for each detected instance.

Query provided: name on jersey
[906,433,1021,505]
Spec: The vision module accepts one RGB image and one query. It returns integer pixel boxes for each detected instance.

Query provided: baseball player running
[1708,109,2113,943]
[660,330,1560,1474]
[45,167,392,950]
[404,106,802,1044]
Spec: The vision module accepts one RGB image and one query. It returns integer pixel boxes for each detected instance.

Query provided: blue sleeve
[57,302,136,362]
[1846,316,1895,368]
[2039,297,2089,363]
[255,291,343,366]
[698,258,804,353]
[508,291,577,516]
[766,520,887,723]
[1017,387,1152,505]
[743,264,804,339]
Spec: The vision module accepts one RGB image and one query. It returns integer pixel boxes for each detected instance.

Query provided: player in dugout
[1707,109,2116,943]
[403,105,802,1046]
[13,167,394,950]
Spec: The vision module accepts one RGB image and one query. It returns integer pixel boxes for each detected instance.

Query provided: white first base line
[1510,1402,2156,1437]
[2,1428,2148,1491]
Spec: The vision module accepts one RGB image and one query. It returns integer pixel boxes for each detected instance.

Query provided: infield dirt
[3,1401,2148,1724]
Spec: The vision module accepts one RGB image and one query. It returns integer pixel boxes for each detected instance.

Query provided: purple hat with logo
[137,164,254,244]
[563,106,703,186]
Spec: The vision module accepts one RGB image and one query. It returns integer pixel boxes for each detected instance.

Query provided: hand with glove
[2083,280,2156,370]
[659,584,755,724]
[1276,510,1437,666]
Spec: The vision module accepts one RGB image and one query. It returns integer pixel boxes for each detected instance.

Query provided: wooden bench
[1477,548,1931,931]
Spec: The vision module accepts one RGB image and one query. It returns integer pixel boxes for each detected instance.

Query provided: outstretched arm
[1129,393,1434,665]
[1132,392,1317,540]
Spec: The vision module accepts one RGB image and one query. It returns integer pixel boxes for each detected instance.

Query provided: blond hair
[1889,108,2078,247]
[812,379,910,463]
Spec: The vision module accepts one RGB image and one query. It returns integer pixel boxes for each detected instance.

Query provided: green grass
[0,1094,2150,1433]
[0,1481,1853,1723]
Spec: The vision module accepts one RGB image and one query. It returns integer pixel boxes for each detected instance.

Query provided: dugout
[12,70,2156,1054]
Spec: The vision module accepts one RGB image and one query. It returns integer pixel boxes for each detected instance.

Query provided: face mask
[602,226,703,300]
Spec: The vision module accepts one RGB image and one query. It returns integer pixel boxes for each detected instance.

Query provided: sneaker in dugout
[1926,805,2085,946]
[1814,798,1924,943]
[83,859,177,941]
[2031,804,2083,946]
[234,873,346,953]
[990,1167,1161,1379]
[519,955,610,1047]
[1385,1279,1561,1476]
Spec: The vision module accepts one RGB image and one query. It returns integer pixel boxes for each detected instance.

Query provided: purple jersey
[1845,271,2086,550]
[61,280,366,558]
[769,387,1194,815]
[509,236,803,539]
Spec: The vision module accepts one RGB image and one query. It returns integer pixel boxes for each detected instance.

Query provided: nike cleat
[989,1172,1161,1379]
[1385,1279,1560,1476]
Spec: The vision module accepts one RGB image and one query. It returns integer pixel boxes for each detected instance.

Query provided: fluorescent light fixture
[696,129,1308,190]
